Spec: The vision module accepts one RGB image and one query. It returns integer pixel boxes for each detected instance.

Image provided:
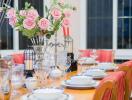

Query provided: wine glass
[77,51,87,74]
[57,51,71,80]
[90,49,98,67]
[0,68,10,100]
[10,65,24,100]
[34,66,51,88]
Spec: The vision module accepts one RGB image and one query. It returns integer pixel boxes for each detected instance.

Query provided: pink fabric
[98,50,113,63]
[12,53,24,64]
[118,60,132,94]
[79,50,91,57]
[100,71,125,100]
[102,89,112,100]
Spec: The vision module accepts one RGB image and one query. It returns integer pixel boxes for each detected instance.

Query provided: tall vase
[30,35,48,68]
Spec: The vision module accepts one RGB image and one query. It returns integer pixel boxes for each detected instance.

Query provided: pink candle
[63,26,67,36]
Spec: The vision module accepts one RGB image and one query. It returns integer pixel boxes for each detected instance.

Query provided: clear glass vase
[30,35,48,68]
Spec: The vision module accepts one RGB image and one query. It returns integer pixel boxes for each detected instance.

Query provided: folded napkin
[12,53,24,64]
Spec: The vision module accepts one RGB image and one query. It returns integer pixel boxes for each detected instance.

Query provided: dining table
[0,65,115,100]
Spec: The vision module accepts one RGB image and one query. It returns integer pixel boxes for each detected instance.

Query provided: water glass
[10,65,24,100]
[0,68,10,100]
[34,67,51,88]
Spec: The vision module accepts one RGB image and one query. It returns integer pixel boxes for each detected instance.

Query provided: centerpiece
[2,0,76,68]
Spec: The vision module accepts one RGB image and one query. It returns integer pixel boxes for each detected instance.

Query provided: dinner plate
[83,69,107,79]
[21,93,74,100]
[97,66,116,71]
[66,79,96,86]
[62,80,99,89]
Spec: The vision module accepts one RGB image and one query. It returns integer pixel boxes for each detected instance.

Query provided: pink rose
[64,9,72,17]
[23,18,36,30]
[9,17,17,27]
[62,18,70,26]
[38,18,50,30]
[51,8,62,20]
[27,9,39,20]
[20,10,27,16]
[59,0,64,5]
[7,8,16,18]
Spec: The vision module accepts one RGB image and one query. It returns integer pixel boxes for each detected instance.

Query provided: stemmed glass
[90,49,98,67]
[77,51,87,74]
[57,51,71,80]
[0,68,10,100]
[10,65,24,100]
[34,66,51,88]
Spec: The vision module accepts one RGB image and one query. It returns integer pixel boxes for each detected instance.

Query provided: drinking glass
[0,68,10,100]
[90,49,98,67]
[10,65,24,100]
[34,66,51,88]
[57,51,71,80]
[77,51,87,74]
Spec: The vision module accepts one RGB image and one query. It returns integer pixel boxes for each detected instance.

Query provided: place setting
[96,62,118,71]
[21,88,74,100]
[61,75,100,89]
[82,68,108,80]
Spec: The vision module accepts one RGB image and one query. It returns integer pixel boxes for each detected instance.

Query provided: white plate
[84,69,107,78]
[62,80,99,89]
[70,76,92,84]
[21,93,74,100]
[33,88,63,94]
[98,66,116,71]
[66,79,96,86]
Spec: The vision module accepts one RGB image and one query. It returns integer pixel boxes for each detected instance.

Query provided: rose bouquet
[3,0,76,39]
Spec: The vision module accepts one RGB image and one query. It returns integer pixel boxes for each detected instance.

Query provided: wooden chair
[97,50,115,63]
[12,53,24,64]
[93,71,125,100]
[93,80,116,100]
[79,49,115,63]
[117,61,132,100]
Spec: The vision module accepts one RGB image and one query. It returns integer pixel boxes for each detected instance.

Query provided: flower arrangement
[3,0,76,39]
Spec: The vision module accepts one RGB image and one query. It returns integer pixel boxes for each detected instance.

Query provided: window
[19,0,44,49]
[87,0,113,49]
[118,0,132,49]
[0,0,44,50]
[0,0,14,50]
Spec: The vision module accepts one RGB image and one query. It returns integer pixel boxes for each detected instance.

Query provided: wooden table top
[0,70,115,100]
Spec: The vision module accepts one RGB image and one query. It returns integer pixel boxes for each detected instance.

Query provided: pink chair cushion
[98,50,113,63]
[79,50,91,57]
[102,89,112,100]
[100,71,125,100]
[12,53,24,64]
[118,60,132,94]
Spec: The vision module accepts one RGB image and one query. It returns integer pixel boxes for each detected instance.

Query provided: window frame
[0,0,45,56]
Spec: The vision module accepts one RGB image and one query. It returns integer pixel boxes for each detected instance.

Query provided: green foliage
[4,0,76,39]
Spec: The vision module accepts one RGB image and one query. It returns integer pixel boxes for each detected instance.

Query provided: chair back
[79,49,91,57]
[117,61,132,100]
[93,81,114,100]
[12,53,24,64]
[97,50,114,63]
[94,71,125,100]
